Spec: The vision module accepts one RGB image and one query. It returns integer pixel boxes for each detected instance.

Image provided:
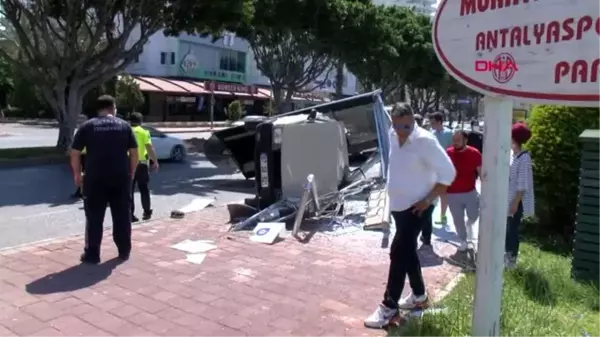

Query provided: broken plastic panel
[229,200,297,232]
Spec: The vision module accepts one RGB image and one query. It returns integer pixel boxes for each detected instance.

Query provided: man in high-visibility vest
[130,112,158,222]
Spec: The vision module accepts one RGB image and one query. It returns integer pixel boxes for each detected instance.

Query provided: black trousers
[83,177,132,257]
[131,163,151,215]
[421,205,434,244]
[505,201,523,258]
[383,205,434,308]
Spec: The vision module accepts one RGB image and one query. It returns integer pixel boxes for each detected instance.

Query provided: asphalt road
[0,153,253,249]
[0,123,213,149]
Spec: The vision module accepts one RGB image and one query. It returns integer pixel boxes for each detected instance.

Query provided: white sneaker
[457,240,468,251]
[364,303,398,329]
[398,293,429,310]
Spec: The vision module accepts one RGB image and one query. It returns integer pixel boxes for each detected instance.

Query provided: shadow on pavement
[433,224,460,244]
[0,153,249,207]
[418,245,444,268]
[25,258,124,294]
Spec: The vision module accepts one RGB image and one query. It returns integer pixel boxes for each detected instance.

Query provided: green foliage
[226,100,244,121]
[0,54,14,107]
[525,105,600,237]
[1,0,254,150]
[6,76,49,118]
[392,243,599,336]
[316,4,445,98]
[116,75,145,112]
[162,0,255,37]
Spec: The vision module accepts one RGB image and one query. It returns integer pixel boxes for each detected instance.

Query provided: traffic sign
[433,0,599,107]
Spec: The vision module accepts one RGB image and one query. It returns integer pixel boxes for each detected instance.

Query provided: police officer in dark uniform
[70,95,139,264]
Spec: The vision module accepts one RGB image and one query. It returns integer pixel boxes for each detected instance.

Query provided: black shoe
[142,210,153,221]
[132,215,140,223]
[420,236,431,246]
[118,253,130,261]
[80,253,100,265]
[71,191,82,199]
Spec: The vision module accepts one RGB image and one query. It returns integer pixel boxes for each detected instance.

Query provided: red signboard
[205,81,258,95]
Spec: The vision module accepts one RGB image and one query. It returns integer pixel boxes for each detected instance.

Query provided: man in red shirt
[446,130,482,251]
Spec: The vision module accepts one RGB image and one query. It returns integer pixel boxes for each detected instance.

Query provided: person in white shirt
[364,103,456,329]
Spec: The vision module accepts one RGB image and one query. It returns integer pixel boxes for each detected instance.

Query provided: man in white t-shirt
[364,103,456,329]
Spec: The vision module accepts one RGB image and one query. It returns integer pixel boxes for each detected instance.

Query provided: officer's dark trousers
[131,163,151,215]
[83,177,132,258]
[382,205,434,309]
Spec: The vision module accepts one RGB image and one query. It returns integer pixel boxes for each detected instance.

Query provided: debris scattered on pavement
[250,222,286,244]
[226,202,258,223]
[185,253,207,265]
[171,197,215,219]
[229,200,297,232]
[171,239,217,254]
[227,152,392,239]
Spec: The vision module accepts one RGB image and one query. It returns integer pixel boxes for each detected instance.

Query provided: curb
[147,122,228,128]
[1,119,229,129]
[156,127,226,134]
[0,203,231,252]
[432,272,465,303]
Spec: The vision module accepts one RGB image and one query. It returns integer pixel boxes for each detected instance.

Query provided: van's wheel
[170,145,186,162]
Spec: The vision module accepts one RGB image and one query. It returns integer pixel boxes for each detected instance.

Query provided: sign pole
[472,96,513,336]
[209,94,215,130]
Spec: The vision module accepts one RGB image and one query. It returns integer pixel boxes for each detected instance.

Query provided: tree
[116,75,145,113]
[319,4,446,102]
[167,0,353,113]
[248,30,332,113]
[226,100,244,121]
[0,0,254,150]
[0,55,14,109]
[240,0,337,113]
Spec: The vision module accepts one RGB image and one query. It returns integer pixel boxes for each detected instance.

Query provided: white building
[372,0,438,16]
[125,31,359,120]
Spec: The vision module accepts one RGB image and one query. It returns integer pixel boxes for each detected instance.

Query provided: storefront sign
[178,43,246,83]
[205,81,258,95]
[180,53,198,73]
[167,96,197,103]
[433,0,599,106]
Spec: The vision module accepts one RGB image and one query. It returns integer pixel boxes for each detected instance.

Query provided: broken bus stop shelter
[203,90,393,237]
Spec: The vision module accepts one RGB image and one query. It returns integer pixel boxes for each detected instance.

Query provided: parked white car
[143,126,187,161]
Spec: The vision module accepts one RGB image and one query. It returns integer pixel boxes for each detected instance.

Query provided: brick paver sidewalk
[0,207,461,336]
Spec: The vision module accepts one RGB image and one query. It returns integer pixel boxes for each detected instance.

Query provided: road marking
[12,209,71,220]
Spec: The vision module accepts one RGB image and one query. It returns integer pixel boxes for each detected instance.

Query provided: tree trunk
[272,85,285,114]
[54,85,84,152]
[334,61,344,100]
[283,89,294,113]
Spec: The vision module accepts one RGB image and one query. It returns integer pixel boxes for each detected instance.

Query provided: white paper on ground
[250,222,286,244]
[177,198,215,214]
[186,253,207,264]
[171,239,217,253]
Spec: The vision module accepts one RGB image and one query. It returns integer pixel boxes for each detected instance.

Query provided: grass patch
[0,147,64,160]
[390,243,599,336]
